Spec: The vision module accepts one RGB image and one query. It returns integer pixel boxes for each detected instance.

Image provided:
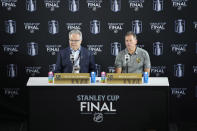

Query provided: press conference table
[27,77,169,131]
[27,77,169,86]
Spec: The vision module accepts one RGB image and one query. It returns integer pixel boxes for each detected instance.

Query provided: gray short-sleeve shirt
[114,47,151,73]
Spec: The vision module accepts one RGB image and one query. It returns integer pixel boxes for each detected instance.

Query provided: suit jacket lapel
[65,48,73,71]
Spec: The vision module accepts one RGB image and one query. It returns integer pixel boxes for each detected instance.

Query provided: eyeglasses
[69,39,81,42]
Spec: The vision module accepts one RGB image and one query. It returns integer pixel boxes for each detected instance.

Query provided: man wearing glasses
[54,29,95,73]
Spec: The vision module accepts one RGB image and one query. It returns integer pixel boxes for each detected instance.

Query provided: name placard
[54,73,90,84]
[107,73,142,84]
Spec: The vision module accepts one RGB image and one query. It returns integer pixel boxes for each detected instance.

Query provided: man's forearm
[115,68,122,73]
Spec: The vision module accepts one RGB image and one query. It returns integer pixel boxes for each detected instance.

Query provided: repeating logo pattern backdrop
[0,0,197,123]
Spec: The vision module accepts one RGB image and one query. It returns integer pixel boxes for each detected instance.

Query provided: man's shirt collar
[125,46,138,55]
[70,46,81,52]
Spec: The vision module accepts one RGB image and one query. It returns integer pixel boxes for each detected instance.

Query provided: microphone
[125,54,130,62]
[70,53,75,64]
[125,54,130,73]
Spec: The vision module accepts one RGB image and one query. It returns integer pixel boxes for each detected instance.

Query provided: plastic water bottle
[143,72,149,83]
[48,71,54,83]
[91,72,96,83]
[101,71,106,83]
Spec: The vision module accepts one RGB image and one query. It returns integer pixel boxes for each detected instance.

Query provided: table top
[26,77,169,86]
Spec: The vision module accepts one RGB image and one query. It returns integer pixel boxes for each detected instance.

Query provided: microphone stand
[71,61,74,73]
[126,61,128,73]
[70,54,75,73]
[125,54,129,73]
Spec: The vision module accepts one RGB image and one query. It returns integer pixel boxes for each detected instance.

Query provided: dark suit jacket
[54,46,95,73]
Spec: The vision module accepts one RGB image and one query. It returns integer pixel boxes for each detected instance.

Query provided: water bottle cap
[48,71,53,75]
[144,72,148,74]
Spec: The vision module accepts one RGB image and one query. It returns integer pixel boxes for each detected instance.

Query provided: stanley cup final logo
[77,94,119,123]
[49,64,56,72]
[153,0,163,12]
[1,0,17,11]
[95,64,101,77]
[132,20,142,34]
[25,66,42,76]
[90,20,100,34]
[2,44,19,55]
[175,19,185,34]
[3,88,20,98]
[48,20,59,34]
[5,20,16,34]
[69,0,79,12]
[171,88,187,98]
[44,0,60,11]
[24,23,40,33]
[172,0,188,10]
[108,23,124,33]
[151,66,166,76]
[111,0,121,12]
[87,0,102,11]
[150,22,166,33]
[27,42,38,56]
[171,44,187,55]
[174,64,184,77]
[26,0,36,12]
[153,42,163,56]
[129,0,144,12]
[7,64,17,78]
[111,42,121,56]
[46,44,61,55]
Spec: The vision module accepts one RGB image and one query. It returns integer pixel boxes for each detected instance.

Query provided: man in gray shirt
[115,31,151,75]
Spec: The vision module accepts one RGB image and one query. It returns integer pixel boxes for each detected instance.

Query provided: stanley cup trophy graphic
[90,20,100,34]
[111,42,121,56]
[175,19,185,34]
[153,42,163,56]
[111,0,121,12]
[69,0,79,12]
[26,0,36,12]
[132,20,142,34]
[153,0,163,12]
[48,20,59,34]
[49,64,56,72]
[174,64,184,77]
[7,64,17,78]
[95,64,101,77]
[27,42,38,56]
[5,20,16,34]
